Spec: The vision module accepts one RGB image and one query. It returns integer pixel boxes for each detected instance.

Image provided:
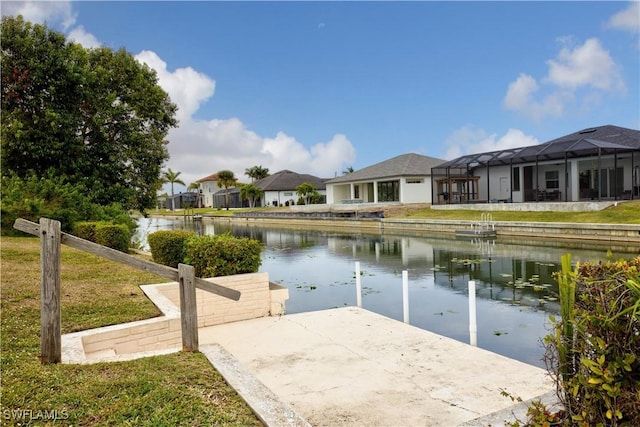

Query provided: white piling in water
[402,271,409,323]
[355,261,362,308]
[468,280,477,346]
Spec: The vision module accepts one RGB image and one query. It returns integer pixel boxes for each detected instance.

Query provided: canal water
[134,217,635,368]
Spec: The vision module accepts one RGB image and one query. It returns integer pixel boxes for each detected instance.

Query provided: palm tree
[239,183,264,208]
[245,165,270,182]
[161,168,185,211]
[217,170,237,210]
[342,166,355,175]
[296,182,317,205]
[187,182,202,207]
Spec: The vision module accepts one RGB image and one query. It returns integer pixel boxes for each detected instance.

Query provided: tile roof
[255,170,327,191]
[196,173,218,182]
[327,153,446,184]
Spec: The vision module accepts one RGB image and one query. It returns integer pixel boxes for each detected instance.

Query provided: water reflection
[134,217,637,367]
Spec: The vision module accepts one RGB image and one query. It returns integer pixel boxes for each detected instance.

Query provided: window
[512,167,520,191]
[283,192,293,196]
[377,180,400,202]
[406,178,423,184]
[354,185,360,199]
[545,170,559,189]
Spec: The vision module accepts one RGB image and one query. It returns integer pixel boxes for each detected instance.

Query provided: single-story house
[254,170,327,207]
[432,125,640,204]
[195,173,219,208]
[325,153,446,205]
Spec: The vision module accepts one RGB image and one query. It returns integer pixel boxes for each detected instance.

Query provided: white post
[402,270,409,323]
[355,261,362,308]
[468,280,477,346]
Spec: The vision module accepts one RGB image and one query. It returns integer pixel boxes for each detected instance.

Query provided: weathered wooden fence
[14,218,241,364]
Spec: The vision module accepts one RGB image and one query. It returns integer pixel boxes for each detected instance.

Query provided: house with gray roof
[432,125,640,204]
[255,170,327,207]
[325,153,446,205]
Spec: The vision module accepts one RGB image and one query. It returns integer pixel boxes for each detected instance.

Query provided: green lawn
[0,237,261,426]
[396,200,640,224]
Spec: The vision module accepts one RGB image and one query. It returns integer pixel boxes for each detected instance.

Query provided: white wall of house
[198,179,218,207]
[400,177,432,203]
[263,190,327,207]
[327,177,433,204]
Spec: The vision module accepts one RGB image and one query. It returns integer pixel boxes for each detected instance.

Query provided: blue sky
[3,1,639,191]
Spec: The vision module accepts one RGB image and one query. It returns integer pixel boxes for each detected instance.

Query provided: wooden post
[40,218,62,364]
[178,263,198,352]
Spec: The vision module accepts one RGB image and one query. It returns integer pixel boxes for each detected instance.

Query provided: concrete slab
[199,307,553,427]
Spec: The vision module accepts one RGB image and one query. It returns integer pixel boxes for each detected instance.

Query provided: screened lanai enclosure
[431,125,640,205]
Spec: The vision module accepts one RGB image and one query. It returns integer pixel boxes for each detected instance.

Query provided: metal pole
[402,271,409,323]
[355,261,362,308]
[468,280,477,347]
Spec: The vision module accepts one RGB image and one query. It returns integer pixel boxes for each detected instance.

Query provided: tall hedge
[184,234,262,278]
[147,230,196,268]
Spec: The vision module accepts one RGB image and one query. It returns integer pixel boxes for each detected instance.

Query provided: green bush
[525,255,640,426]
[74,221,100,242]
[148,230,196,268]
[184,234,262,277]
[0,172,136,236]
[94,223,131,253]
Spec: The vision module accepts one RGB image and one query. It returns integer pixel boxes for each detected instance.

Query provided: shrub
[95,223,131,253]
[184,234,262,277]
[74,221,100,242]
[527,255,640,426]
[147,230,196,268]
[1,172,136,236]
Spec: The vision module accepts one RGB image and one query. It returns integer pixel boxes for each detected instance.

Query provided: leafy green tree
[1,16,177,212]
[245,165,270,182]
[161,168,185,211]
[217,170,237,210]
[296,182,317,205]
[239,183,264,208]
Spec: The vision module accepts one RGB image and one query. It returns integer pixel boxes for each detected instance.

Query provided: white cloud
[67,25,100,49]
[546,38,624,91]
[135,50,216,122]
[605,2,640,33]
[444,126,539,160]
[1,0,76,30]
[503,38,624,121]
[135,50,355,187]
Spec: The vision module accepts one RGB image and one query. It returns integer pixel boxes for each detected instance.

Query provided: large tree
[1,16,177,212]
[217,170,237,210]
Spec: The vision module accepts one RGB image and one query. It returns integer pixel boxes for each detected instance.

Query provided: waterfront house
[195,173,219,208]
[432,125,640,205]
[325,153,446,205]
[254,170,327,207]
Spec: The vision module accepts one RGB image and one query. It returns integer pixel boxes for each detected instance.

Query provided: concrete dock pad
[199,307,553,427]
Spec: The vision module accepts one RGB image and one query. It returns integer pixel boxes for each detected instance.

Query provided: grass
[388,200,640,224]
[0,236,261,426]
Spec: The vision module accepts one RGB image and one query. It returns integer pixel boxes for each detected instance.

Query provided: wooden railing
[14,218,241,364]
